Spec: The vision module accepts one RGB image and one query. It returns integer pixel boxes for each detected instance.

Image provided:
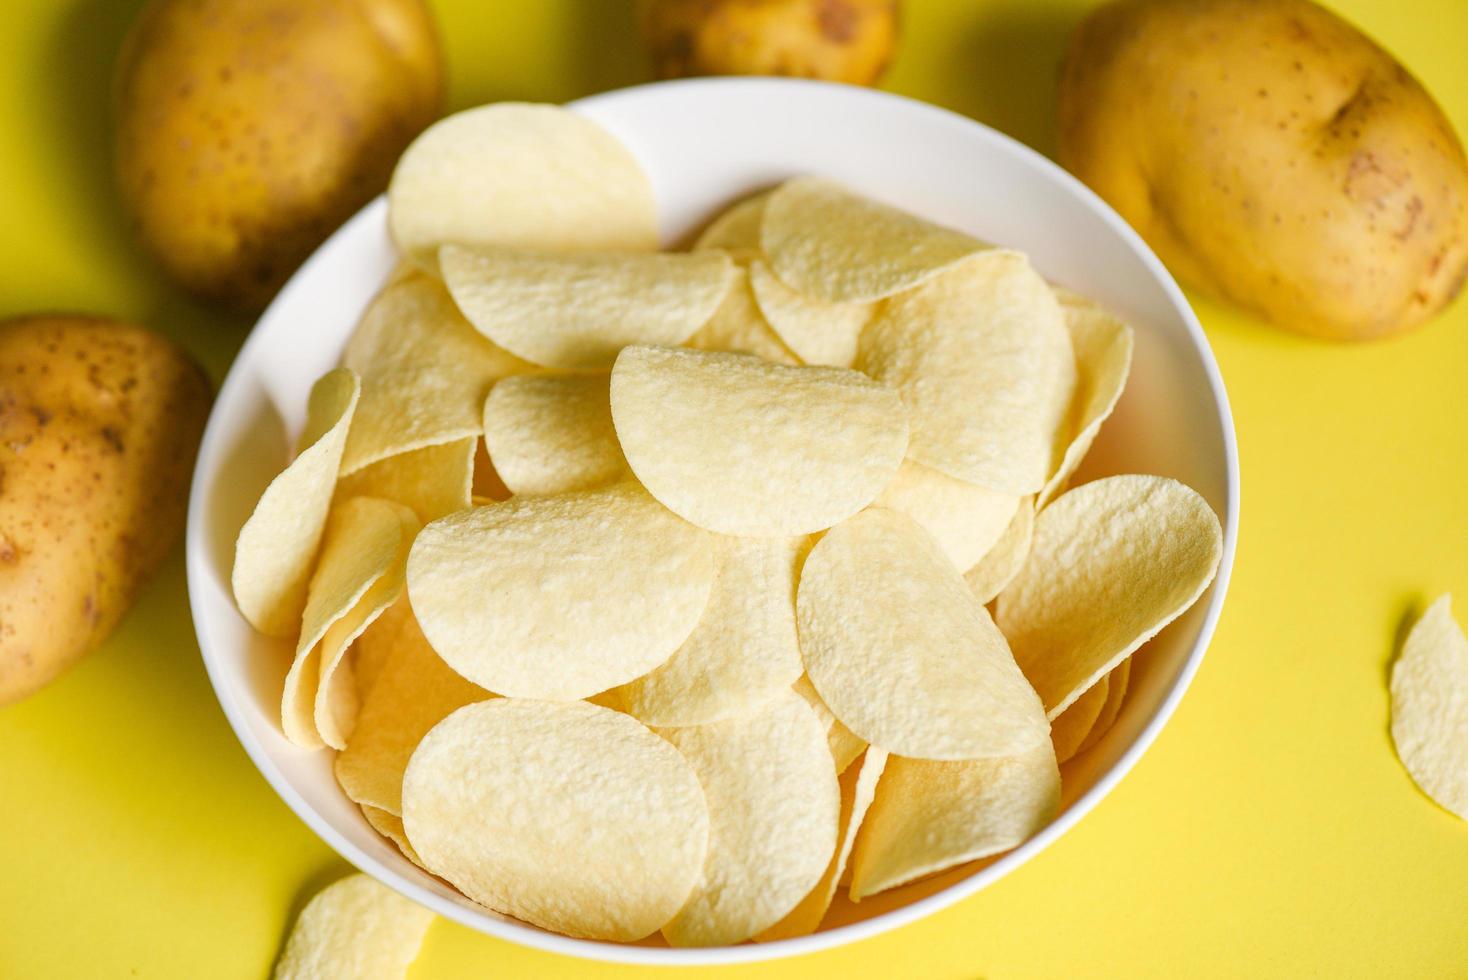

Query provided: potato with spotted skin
[0,317,210,705]
[1058,0,1468,340]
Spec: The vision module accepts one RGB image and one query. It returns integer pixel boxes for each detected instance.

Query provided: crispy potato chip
[1390,595,1468,820]
[762,177,984,303]
[403,699,710,941]
[964,496,1036,605]
[272,872,433,980]
[747,259,872,368]
[1050,676,1108,764]
[694,192,769,251]
[860,251,1076,494]
[997,475,1222,719]
[874,460,1019,573]
[233,368,360,637]
[618,535,807,727]
[471,439,511,503]
[481,374,631,495]
[351,594,410,702]
[335,437,475,524]
[388,103,658,267]
[794,675,866,774]
[611,346,908,537]
[798,508,1048,760]
[849,740,1060,899]
[660,691,840,946]
[407,483,716,699]
[686,263,800,365]
[341,274,530,475]
[440,245,735,370]
[1077,658,1132,756]
[362,805,424,869]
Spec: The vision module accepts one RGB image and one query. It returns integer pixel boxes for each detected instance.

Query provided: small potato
[0,317,210,705]
[640,0,899,86]
[1059,0,1468,340]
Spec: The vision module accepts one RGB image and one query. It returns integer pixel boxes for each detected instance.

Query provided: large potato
[1059,0,1468,340]
[115,0,442,309]
[0,317,210,705]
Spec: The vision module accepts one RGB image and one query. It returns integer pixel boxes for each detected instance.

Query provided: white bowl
[186,78,1239,965]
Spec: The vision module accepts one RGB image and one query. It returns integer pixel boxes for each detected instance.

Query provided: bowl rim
[185,76,1240,966]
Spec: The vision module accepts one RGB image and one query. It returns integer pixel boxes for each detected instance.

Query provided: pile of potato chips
[232,103,1224,946]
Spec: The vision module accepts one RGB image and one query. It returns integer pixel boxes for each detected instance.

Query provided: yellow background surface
[2,0,1467,976]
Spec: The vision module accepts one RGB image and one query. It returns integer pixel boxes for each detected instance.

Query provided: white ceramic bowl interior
[186,78,1239,965]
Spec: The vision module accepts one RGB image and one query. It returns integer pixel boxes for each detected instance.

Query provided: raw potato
[1059,0,1468,340]
[0,316,209,705]
[116,0,442,308]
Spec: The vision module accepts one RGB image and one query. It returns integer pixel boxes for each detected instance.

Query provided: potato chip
[747,259,873,368]
[1049,675,1108,764]
[964,496,1035,605]
[660,691,840,946]
[874,460,1019,573]
[996,475,1222,718]
[1077,658,1132,756]
[403,699,710,941]
[685,263,800,365]
[619,535,806,727]
[693,192,769,251]
[481,374,631,495]
[1390,595,1468,820]
[407,483,716,699]
[440,245,735,370]
[860,251,1076,494]
[848,740,1060,899]
[233,368,360,637]
[388,103,658,267]
[361,805,423,868]
[335,437,475,524]
[794,675,866,774]
[611,346,908,537]
[798,508,1048,760]
[351,594,410,702]
[341,274,530,474]
[762,177,984,303]
[272,872,433,980]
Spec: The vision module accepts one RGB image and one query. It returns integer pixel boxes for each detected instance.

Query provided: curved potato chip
[440,245,735,370]
[860,251,1076,494]
[407,483,716,699]
[686,263,800,365]
[403,699,710,941]
[794,675,866,774]
[1077,658,1132,756]
[694,192,769,251]
[611,346,909,537]
[965,496,1035,605]
[748,259,872,368]
[361,805,424,869]
[233,368,360,637]
[797,508,1048,760]
[335,437,476,524]
[874,460,1019,573]
[388,103,658,267]
[352,593,409,703]
[660,691,840,946]
[1049,675,1108,764]
[996,475,1222,718]
[1391,595,1468,820]
[482,374,630,495]
[762,177,983,303]
[273,873,433,980]
[619,535,807,727]
[848,739,1060,899]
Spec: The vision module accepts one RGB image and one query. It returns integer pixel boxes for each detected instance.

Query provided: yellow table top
[3,1,1467,976]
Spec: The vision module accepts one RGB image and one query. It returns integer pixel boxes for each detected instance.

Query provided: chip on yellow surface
[874,460,1019,573]
[1077,658,1132,756]
[660,691,840,946]
[685,263,801,365]
[407,483,716,699]
[964,496,1036,605]
[403,699,710,941]
[611,346,909,536]
[1390,595,1468,820]
[798,508,1049,760]
[481,373,631,495]
[1050,675,1108,764]
[997,475,1222,718]
[272,872,433,980]
[747,259,872,368]
[793,675,867,775]
[233,368,360,637]
[361,805,424,869]
[694,192,769,251]
[440,245,735,370]
[335,437,476,524]
[388,103,658,267]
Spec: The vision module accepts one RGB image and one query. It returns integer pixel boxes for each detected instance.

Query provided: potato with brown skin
[0,317,211,705]
[1058,0,1468,340]
[115,0,443,310]
[640,0,899,86]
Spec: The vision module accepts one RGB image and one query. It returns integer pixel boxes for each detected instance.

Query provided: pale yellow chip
[794,675,867,775]
[693,192,769,251]
[402,699,710,942]
[848,740,1060,899]
[1049,675,1108,764]
[272,872,433,980]
[1077,658,1132,756]
[387,103,658,267]
[440,245,735,370]
[351,593,411,703]
[874,460,1019,573]
[859,251,1076,494]
[685,263,801,365]
[964,495,1036,606]
[996,475,1223,719]
[747,259,873,368]
[233,368,360,637]
[660,691,840,946]
[797,508,1048,760]
[618,535,807,727]
[341,274,530,474]
[481,373,631,495]
[335,437,476,524]
[1390,595,1468,820]
[407,483,716,699]
[761,176,984,303]
[610,346,909,537]
[361,805,424,869]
